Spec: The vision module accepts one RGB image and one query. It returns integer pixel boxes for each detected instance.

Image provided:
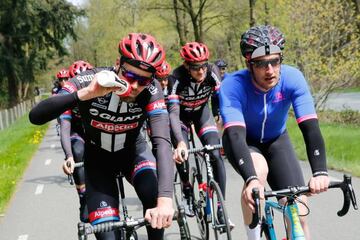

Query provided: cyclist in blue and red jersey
[58,60,93,222]
[220,25,330,240]
[29,33,174,240]
[168,42,231,226]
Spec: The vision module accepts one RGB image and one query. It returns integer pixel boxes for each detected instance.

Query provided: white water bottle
[96,70,132,97]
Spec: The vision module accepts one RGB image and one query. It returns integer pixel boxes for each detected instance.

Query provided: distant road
[323,92,360,111]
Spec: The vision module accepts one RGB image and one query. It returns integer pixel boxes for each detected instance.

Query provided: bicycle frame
[188,125,218,222]
[250,174,358,240]
[263,198,305,240]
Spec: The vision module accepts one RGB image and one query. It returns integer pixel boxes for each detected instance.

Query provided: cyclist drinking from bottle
[29,33,175,240]
[220,25,329,240]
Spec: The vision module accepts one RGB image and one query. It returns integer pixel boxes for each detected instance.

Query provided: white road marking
[35,184,44,195]
[45,159,52,165]
[50,144,56,149]
[18,234,28,240]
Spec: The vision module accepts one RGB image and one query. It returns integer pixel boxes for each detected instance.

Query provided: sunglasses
[250,58,282,69]
[188,62,208,71]
[58,78,68,81]
[120,66,154,86]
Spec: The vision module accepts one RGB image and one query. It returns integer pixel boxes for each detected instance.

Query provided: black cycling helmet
[240,25,285,59]
[214,59,228,68]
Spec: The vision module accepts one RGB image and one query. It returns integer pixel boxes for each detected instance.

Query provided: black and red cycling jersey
[168,63,221,113]
[29,67,173,198]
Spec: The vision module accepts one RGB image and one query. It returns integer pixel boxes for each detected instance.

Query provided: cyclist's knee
[133,168,158,208]
[251,152,268,184]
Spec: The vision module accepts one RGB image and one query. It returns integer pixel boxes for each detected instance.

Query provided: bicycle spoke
[191,166,209,240]
[209,180,232,240]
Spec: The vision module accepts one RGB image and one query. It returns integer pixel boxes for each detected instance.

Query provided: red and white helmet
[155,61,171,79]
[56,68,70,79]
[180,42,210,62]
[68,60,93,78]
[118,33,165,73]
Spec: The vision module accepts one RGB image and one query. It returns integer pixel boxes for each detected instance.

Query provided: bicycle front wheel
[191,166,209,240]
[209,179,232,240]
[173,172,192,240]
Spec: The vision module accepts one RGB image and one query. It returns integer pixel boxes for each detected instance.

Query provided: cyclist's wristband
[245,176,259,186]
[313,171,328,177]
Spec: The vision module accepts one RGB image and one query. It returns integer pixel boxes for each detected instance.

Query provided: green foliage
[0,0,84,106]
[253,0,360,108]
[287,116,360,177]
[0,115,49,213]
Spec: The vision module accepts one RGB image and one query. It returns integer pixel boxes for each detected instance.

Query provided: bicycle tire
[209,179,232,240]
[261,218,271,240]
[190,166,209,240]
[173,172,192,240]
[125,229,138,240]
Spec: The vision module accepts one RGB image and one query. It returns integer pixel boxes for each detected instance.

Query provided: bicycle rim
[173,172,192,240]
[209,179,232,240]
[126,230,138,240]
[190,166,209,240]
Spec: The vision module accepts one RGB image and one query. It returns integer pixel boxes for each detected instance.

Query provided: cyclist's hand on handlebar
[243,179,264,213]
[145,197,174,229]
[173,141,188,164]
[62,157,75,175]
[308,174,330,195]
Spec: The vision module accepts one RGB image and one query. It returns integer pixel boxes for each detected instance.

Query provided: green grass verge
[0,115,49,214]
[287,117,360,177]
[333,87,360,93]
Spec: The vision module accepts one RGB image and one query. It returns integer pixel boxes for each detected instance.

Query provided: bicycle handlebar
[78,213,179,236]
[249,174,358,228]
[187,144,223,154]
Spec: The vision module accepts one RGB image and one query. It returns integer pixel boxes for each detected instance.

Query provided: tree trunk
[249,0,256,27]
[173,0,186,45]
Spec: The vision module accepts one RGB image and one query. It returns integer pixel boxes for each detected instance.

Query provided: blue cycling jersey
[220,64,317,143]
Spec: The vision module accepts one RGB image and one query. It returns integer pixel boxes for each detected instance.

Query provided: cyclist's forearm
[29,92,78,125]
[299,118,328,175]
[222,126,258,184]
[149,113,174,198]
[60,119,73,158]
[168,103,184,144]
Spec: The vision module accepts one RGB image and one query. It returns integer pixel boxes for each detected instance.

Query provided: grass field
[287,117,360,176]
[0,115,49,214]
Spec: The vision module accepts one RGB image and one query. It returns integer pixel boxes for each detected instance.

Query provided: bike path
[0,121,359,239]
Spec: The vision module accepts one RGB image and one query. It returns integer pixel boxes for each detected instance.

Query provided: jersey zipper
[260,94,267,143]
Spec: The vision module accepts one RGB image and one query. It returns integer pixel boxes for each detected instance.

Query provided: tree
[253,0,360,109]
[0,0,84,107]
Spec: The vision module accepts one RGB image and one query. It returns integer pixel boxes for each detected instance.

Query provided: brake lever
[66,161,74,185]
[348,182,358,210]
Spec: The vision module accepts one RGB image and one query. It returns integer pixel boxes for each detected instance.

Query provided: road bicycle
[185,144,232,240]
[249,174,358,240]
[173,171,192,240]
[71,162,188,240]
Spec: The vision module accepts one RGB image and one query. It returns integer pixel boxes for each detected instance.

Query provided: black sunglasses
[188,62,209,71]
[120,66,154,86]
[250,58,282,68]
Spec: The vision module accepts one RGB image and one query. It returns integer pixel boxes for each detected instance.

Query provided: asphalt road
[0,121,359,240]
[323,92,360,112]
